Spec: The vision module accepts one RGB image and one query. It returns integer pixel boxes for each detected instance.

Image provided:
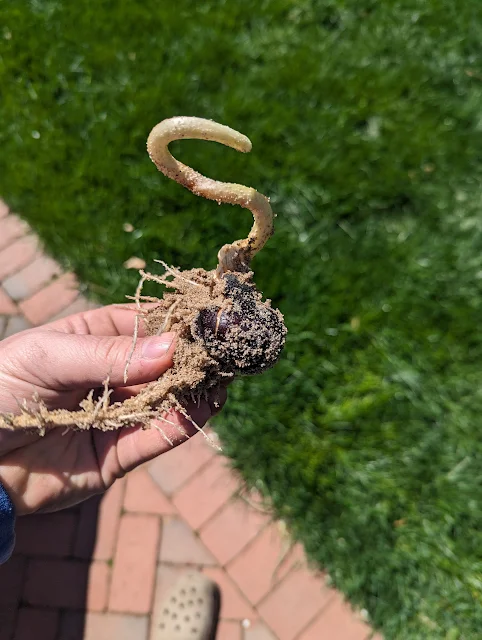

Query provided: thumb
[15,331,176,390]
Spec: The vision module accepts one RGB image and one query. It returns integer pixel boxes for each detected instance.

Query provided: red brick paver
[15,512,77,557]
[258,567,334,640]
[83,612,149,640]
[0,199,380,640]
[172,454,238,530]
[227,524,302,605]
[200,500,270,566]
[203,566,257,622]
[2,315,32,339]
[3,255,61,301]
[0,555,25,608]
[0,610,16,640]
[108,514,160,614]
[217,620,243,640]
[24,559,90,609]
[0,215,29,252]
[124,468,175,516]
[245,621,278,640]
[86,561,110,613]
[148,431,215,495]
[14,608,59,640]
[19,272,78,325]
[159,516,217,565]
[299,592,372,640]
[0,235,39,281]
[74,480,125,561]
[0,287,17,315]
[0,200,9,218]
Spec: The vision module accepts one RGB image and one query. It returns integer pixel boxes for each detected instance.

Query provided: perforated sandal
[152,572,221,640]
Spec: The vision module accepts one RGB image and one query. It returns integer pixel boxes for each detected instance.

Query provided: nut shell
[192,274,286,375]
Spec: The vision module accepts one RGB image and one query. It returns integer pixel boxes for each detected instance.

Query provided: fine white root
[153,260,203,287]
[124,272,148,383]
[147,116,274,275]
[176,404,222,451]
[157,300,180,335]
[158,414,188,438]
[123,312,139,384]
[152,422,174,446]
[125,295,162,303]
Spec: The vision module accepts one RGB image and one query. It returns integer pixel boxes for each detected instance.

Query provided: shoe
[151,571,221,640]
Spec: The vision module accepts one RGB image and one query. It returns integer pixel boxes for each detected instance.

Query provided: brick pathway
[0,200,380,640]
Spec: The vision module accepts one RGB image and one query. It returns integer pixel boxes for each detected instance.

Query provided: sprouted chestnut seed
[193,274,286,376]
[0,117,287,448]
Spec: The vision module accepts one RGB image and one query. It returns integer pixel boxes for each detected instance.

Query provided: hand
[0,305,226,515]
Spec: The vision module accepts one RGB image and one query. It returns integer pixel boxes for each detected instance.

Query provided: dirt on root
[0,263,286,444]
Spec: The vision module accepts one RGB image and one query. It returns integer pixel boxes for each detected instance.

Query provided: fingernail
[141,333,176,360]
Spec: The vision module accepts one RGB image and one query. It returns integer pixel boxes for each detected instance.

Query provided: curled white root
[146,116,274,275]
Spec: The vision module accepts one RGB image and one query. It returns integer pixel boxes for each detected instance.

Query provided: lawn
[2,1,482,637]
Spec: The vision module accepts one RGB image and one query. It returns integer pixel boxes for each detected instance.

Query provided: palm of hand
[0,306,222,515]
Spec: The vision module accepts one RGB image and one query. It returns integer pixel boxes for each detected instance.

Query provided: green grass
[2,1,482,637]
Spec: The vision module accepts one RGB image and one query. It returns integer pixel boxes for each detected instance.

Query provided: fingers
[92,403,208,483]
[94,385,228,485]
[0,430,39,458]
[0,329,177,391]
[119,385,228,472]
[115,402,213,474]
[46,304,159,338]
